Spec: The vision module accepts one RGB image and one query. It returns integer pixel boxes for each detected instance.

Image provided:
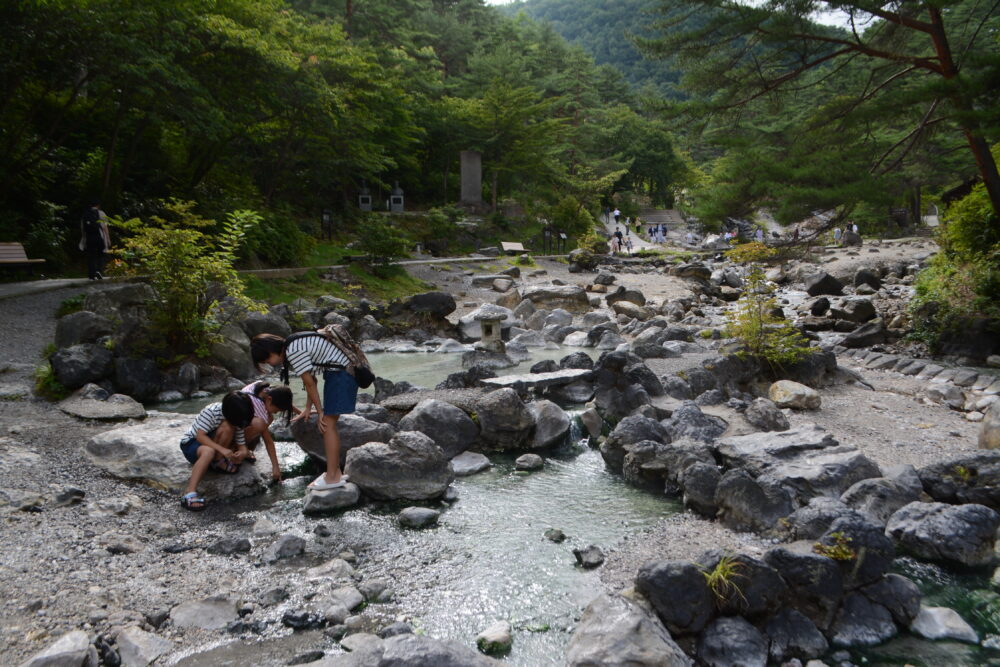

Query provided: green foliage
[724,241,776,264]
[814,532,856,561]
[725,265,811,369]
[513,254,536,267]
[911,183,1000,347]
[55,294,85,318]
[576,229,610,254]
[700,556,747,608]
[355,215,410,274]
[545,196,597,237]
[34,364,68,402]
[111,200,260,352]
[241,211,314,267]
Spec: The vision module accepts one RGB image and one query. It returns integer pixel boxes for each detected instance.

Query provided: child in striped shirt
[241,381,297,483]
[250,332,356,491]
[178,391,254,510]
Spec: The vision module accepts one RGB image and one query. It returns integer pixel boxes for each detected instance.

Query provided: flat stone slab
[451,452,492,476]
[59,392,147,420]
[379,388,485,414]
[479,368,592,390]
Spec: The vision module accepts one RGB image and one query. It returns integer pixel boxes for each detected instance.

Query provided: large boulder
[768,380,821,410]
[50,344,113,389]
[885,501,1000,566]
[696,616,768,667]
[55,310,114,349]
[840,318,887,348]
[113,357,164,401]
[623,439,715,494]
[634,561,714,636]
[527,400,571,448]
[816,515,895,589]
[661,402,727,442]
[397,399,478,459]
[521,284,590,312]
[714,469,795,532]
[344,431,454,500]
[58,384,146,420]
[696,550,787,618]
[600,415,671,473]
[860,574,922,627]
[830,297,877,323]
[783,497,867,541]
[566,593,692,667]
[981,400,1000,450]
[318,633,501,666]
[84,414,267,498]
[765,609,828,663]
[840,475,921,527]
[404,291,456,318]
[291,414,396,466]
[83,283,156,320]
[242,311,292,338]
[17,630,94,667]
[743,398,789,432]
[917,452,1000,510]
[764,541,844,631]
[828,592,897,647]
[474,388,535,451]
[804,272,844,296]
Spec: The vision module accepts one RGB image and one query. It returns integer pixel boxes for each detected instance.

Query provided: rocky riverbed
[5,236,1000,666]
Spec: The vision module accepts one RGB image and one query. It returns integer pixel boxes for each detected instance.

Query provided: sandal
[211,458,239,474]
[180,492,206,511]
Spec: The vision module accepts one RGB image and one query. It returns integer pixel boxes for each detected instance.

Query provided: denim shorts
[180,428,216,464]
[323,369,358,415]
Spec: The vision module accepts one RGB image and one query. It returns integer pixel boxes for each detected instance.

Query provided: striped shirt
[241,382,270,423]
[182,402,246,447]
[285,335,349,377]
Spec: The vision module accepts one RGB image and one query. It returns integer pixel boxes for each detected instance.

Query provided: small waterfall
[566,409,591,448]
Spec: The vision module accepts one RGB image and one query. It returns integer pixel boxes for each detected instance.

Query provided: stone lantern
[473,304,507,353]
[389,181,404,213]
[358,183,372,211]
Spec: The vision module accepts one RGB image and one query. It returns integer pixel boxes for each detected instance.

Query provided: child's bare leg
[245,417,267,444]
[322,414,343,483]
[185,446,216,495]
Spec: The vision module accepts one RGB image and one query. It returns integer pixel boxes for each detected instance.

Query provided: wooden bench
[500,241,527,255]
[0,242,45,272]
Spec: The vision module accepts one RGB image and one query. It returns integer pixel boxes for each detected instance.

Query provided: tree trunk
[491,170,498,212]
[345,0,353,38]
[928,8,1000,220]
[101,92,129,204]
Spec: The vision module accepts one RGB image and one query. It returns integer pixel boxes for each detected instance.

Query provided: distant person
[178,392,255,511]
[634,217,642,235]
[624,235,633,256]
[833,227,842,244]
[613,226,624,252]
[613,208,621,224]
[755,228,764,243]
[80,201,111,280]
[851,223,859,234]
[793,227,800,242]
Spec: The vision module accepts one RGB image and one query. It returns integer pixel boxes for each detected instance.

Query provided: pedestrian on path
[79,201,111,280]
[613,208,621,224]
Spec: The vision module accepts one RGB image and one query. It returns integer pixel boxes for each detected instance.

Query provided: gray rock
[326,633,501,666]
[918,452,1000,509]
[303,483,361,514]
[784,497,867,540]
[679,462,721,517]
[573,545,605,569]
[861,574,922,627]
[579,407,602,438]
[83,283,156,320]
[766,608,828,663]
[828,592,897,647]
[696,616,767,667]
[84,414,267,498]
[635,561,714,635]
[804,272,844,296]
[514,453,544,471]
[600,415,671,472]
[206,536,251,555]
[527,400,570,449]
[398,399,478,459]
[405,291,456,318]
[764,541,844,631]
[696,550,787,618]
[560,351,595,370]
[743,398,789,432]
[399,506,440,528]
[170,597,238,630]
[58,386,146,420]
[208,338,255,382]
[475,621,512,655]
[17,630,92,667]
[115,627,174,667]
[924,383,965,409]
[50,344,114,389]
[291,413,395,466]
[451,452,491,476]
[521,284,590,312]
[544,528,566,543]
[661,401,726,442]
[55,311,114,349]
[840,476,921,527]
[840,318,887,348]
[768,380,821,410]
[263,534,305,563]
[474,388,535,451]
[242,311,291,338]
[113,357,164,401]
[910,606,979,643]
[714,469,795,532]
[830,297,877,323]
[981,400,1000,449]
[345,431,454,500]
[818,515,895,589]
[885,501,1000,566]
[566,593,693,667]
[854,268,882,290]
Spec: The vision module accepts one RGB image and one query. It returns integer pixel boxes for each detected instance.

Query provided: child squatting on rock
[241,380,298,483]
[250,332,356,491]
[179,391,255,511]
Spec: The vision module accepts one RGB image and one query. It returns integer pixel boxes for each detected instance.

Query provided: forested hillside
[1,0,686,270]
[503,0,682,95]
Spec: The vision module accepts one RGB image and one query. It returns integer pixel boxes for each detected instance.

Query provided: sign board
[500,242,526,253]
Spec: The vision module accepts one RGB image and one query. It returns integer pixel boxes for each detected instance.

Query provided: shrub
[241,210,313,267]
[725,241,777,264]
[355,214,409,275]
[725,265,811,368]
[576,228,609,254]
[111,200,260,352]
[34,364,68,401]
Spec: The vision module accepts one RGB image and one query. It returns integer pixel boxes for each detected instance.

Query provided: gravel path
[0,286,95,364]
